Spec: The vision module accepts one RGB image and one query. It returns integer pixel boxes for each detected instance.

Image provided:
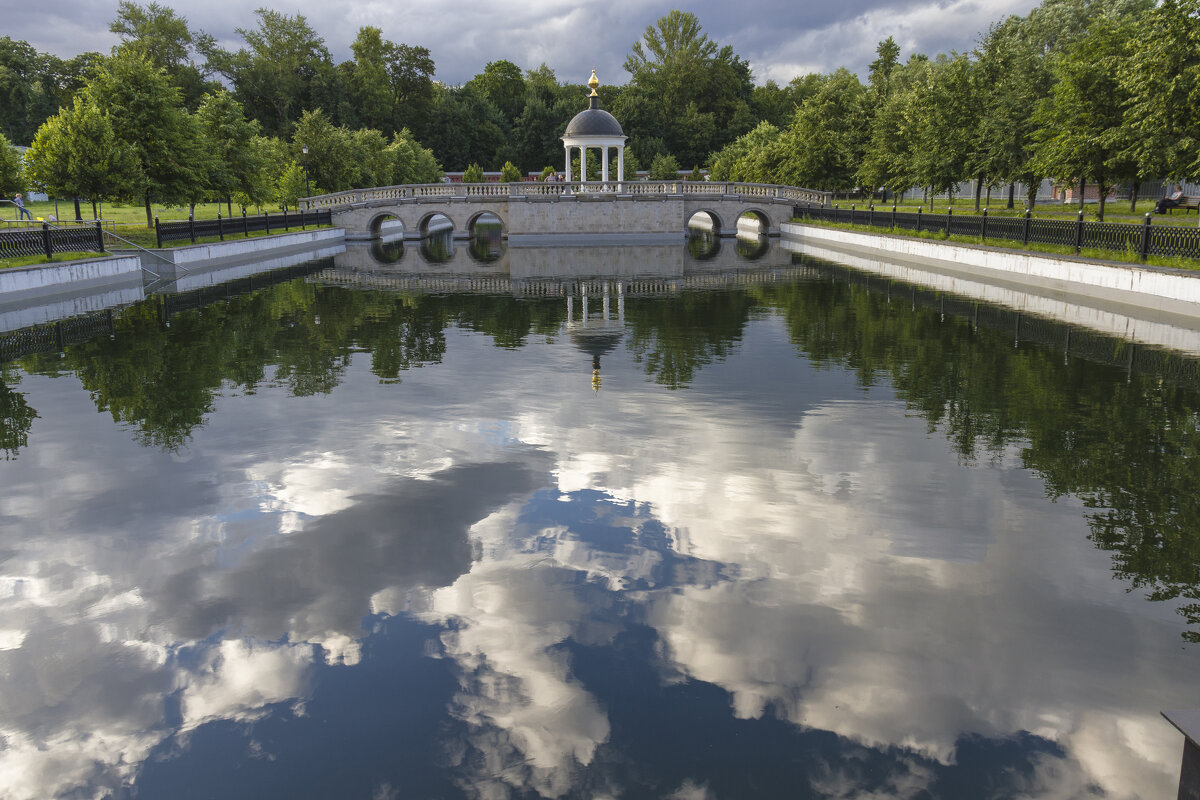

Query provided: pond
[0,234,1198,799]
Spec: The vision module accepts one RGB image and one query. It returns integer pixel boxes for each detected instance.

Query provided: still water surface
[1,237,1198,799]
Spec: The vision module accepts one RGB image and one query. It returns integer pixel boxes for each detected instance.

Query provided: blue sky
[9,0,1040,86]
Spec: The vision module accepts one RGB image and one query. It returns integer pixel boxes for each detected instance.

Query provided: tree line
[709,0,1200,220]
[2,0,1198,224]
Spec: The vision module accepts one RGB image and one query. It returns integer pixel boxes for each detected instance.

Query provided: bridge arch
[417,211,455,238]
[686,209,725,236]
[367,212,406,239]
[737,208,776,236]
[467,210,505,238]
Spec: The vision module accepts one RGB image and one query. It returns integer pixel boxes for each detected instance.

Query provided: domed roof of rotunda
[563,70,625,138]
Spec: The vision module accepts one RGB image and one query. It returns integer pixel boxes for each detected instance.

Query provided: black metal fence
[794,204,1200,263]
[0,222,105,260]
[155,209,332,248]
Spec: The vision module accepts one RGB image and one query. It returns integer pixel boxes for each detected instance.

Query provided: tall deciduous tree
[1032,9,1144,219]
[0,133,24,197]
[196,91,262,213]
[25,95,142,219]
[1120,0,1200,182]
[775,69,868,192]
[617,10,754,168]
[201,9,337,137]
[109,1,217,109]
[88,47,205,226]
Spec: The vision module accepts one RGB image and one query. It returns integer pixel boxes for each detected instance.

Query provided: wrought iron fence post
[242,209,249,238]
[41,222,52,259]
[283,209,289,231]
[188,214,196,243]
[869,204,874,228]
[981,208,988,242]
[1074,209,1084,254]
[891,202,897,229]
[916,206,922,233]
[217,212,224,241]
[850,204,855,225]
[301,209,306,230]
[94,220,104,252]
[1140,213,1152,262]
[265,211,271,234]
[1022,208,1031,245]
[155,216,162,249]
[946,206,953,236]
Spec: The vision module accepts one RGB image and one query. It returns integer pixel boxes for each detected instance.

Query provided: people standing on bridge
[13,193,32,221]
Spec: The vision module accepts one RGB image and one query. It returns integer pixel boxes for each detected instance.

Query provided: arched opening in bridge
[468,212,505,264]
[737,209,773,238]
[418,212,455,239]
[369,213,406,241]
[686,210,723,236]
[418,213,455,263]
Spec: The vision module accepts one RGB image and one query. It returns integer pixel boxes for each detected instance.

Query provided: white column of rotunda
[562,70,627,184]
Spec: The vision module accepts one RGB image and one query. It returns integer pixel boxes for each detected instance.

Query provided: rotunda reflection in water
[566,280,625,392]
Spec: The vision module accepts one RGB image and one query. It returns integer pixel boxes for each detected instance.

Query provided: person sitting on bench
[1155,184,1184,214]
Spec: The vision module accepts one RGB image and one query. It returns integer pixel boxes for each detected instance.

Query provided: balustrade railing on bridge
[795,203,1200,263]
[301,181,831,210]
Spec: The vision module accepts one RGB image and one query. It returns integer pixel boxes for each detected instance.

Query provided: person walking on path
[13,193,32,221]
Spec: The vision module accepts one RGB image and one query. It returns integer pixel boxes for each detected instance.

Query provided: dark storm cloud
[17,0,1040,86]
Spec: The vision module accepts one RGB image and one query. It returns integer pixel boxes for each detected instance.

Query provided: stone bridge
[301,181,830,241]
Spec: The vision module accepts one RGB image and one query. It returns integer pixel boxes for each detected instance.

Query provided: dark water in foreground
[1,237,1199,799]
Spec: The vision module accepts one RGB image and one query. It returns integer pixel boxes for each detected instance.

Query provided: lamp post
[301,145,311,198]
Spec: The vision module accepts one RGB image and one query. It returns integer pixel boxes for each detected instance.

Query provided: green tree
[201,9,337,137]
[0,38,101,146]
[109,1,217,109]
[0,133,24,197]
[386,128,442,185]
[463,163,484,183]
[499,160,522,182]
[649,152,680,180]
[291,108,354,192]
[344,26,393,132]
[196,90,262,213]
[88,47,205,226]
[775,69,868,192]
[25,94,142,219]
[617,10,754,167]
[275,160,308,210]
[468,60,526,123]
[422,85,510,170]
[1120,0,1200,182]
[908,53,979,204]
[1032,9,1144,219]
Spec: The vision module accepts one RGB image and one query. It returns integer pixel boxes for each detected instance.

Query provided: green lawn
[0,199,275,227]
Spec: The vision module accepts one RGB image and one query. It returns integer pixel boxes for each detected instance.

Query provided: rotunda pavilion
[562,70,627,183]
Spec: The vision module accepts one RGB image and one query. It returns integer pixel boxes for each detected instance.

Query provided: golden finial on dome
[588,68,599,98]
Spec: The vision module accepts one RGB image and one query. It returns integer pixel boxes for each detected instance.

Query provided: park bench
[1167,196,1200,213]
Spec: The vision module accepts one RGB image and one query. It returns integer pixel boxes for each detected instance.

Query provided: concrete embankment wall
[0,255,143,298]
[128,228,344,268]
[781,223,1200,319]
